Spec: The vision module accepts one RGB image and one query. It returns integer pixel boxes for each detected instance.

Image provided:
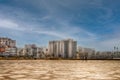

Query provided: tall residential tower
[48,39,77,59]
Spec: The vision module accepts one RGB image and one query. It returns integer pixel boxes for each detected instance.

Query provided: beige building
[48,39,77,59]
[24,44,37,57]
[36,47,47,59]
[0,37,16,55]
[77,46,95,59]
[17,48,24,56]
[17,44,48,59]
[0,37,16,48]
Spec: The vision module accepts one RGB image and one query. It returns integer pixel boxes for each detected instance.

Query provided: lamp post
[114,46,119,59]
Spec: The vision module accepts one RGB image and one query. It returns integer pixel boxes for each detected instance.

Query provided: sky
[0,0,120,51]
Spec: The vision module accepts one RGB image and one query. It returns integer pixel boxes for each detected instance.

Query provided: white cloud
[0,18,72,39]
[0,19,18,29]
[0,19,25,31]
[0,0,117,51]
[35,31,68,38]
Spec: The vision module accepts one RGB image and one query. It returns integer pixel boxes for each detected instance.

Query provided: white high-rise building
[48,39,77,59]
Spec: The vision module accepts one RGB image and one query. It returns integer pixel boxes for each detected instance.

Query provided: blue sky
[0,0,120,51]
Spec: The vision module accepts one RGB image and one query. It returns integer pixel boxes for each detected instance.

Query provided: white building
[36,47,46,59]
[17,48,24,56]
[0,37,16,48]
[49,39,77,59]
[5,47,17,56]
[24,44,37,58]
[77,46,95,59]
[0,37,16,56]
[42,47,48,55]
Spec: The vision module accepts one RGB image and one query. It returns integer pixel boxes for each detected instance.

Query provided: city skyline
[0,0,120,51]
[1,37,118,60]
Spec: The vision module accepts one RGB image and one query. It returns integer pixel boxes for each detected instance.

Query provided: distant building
[77,46,95,59]
[5,47,17,56]
[24,44,37,58]
[0,37,16,56]
[95,51,113,59]
[48,39,77,59]
[18,44,48,59]
[17,48,23,56]
[113,51,120,59]
[0,37,16,48]
[36,47,43,58]
[36,47,47,59]
[42,47,48,55]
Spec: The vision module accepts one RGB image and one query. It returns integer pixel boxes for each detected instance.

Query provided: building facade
[0,37,16,55]
[0,37,16,48]
[17,44,48,59]
[77,46,95,59]
[48,39,77,59]
[24,44,37,58]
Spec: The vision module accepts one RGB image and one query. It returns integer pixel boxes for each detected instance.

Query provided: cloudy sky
[0,0,120,51]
